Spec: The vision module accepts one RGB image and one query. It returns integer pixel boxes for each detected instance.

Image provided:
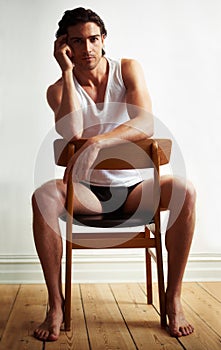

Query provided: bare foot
[34,306,64,341]
[166,293,194,337]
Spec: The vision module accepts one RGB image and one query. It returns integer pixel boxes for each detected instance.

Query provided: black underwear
[81,181,142,216]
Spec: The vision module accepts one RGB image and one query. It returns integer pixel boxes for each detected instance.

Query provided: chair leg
[65,176,74,331]
[155,230,167,327]
[65,239,72,331]
[145,227,153,305]
[145,248,153,304]
[151,140,167,327]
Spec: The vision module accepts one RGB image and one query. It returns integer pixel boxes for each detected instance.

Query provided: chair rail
[54,138,172,168]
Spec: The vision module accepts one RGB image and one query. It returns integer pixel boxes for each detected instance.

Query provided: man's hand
[54,34,74,72]
[63,139,101,184]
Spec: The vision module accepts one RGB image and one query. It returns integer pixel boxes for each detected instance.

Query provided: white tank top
[73,57,146,187]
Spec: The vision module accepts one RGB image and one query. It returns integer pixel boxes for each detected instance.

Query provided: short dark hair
[56,7,107,55]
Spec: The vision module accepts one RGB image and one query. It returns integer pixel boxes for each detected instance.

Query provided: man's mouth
[83,56,94,60]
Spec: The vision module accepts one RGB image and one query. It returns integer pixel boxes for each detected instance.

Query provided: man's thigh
[35,179,103,216]
[124,175,181,214]
[73,181,103,215]
[123,179,155,214]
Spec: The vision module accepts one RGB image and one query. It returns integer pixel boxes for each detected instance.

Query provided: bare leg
[124,175,196,337]
[161,176,196,337]
[32,179,102,341]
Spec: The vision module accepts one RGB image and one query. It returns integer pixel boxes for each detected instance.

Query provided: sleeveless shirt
[73,57,146,187]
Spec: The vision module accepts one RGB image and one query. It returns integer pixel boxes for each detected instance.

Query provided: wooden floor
[0,282,220,350]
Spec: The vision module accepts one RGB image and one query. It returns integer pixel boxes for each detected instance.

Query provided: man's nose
[84,39,92,53]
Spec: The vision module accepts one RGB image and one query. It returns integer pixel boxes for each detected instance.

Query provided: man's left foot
[34,306,64,341]
[166,293,194,337]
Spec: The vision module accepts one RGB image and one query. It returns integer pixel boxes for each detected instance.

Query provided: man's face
[67,22,105,71]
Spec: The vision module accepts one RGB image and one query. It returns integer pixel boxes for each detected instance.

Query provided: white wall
[0,0,221,281]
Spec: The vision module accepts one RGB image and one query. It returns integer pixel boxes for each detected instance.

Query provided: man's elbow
[148,119,154,137]
[55,123,83,141]
[147,129,154,138]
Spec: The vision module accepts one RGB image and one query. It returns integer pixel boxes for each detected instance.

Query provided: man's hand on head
[54,34,74,72]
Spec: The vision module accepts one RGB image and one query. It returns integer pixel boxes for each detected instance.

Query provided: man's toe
[180,326,188,336]
[47,332,59,341]
[34,328,48,341]
[187,324,194,334]
[170,326,182,337]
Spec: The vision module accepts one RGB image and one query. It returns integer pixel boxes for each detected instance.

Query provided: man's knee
[184,180,196,210]
[32,182,52,208]
[172,177,196,216]
[32,180,66,213]
[161,175,196,212]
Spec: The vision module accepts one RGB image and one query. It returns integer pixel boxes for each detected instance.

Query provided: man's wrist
[62,69,73,78]
[90,134,119,150]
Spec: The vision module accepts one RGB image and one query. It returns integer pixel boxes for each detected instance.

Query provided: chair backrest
[54,138,172,169]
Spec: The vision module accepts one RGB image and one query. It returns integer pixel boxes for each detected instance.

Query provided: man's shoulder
[121,58,140,69]
[46,78,63,112]
[108,57,138,67]
[47,78,63,94]
[46,78,63,101]
[121,58,142,83]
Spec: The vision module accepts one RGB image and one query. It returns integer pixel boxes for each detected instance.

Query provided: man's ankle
[48,297,64,310]
[166,288,181,301]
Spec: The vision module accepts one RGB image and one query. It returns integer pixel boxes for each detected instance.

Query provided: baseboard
[0,252,220,283]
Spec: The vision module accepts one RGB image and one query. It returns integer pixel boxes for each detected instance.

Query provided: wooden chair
[54,137,172,331]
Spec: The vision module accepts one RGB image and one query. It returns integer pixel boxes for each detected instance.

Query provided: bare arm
[47,35,83,141]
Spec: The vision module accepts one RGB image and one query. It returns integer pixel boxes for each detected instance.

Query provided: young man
[32,7,196,341]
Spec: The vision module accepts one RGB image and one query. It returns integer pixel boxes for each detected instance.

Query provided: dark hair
[56,7,107,55]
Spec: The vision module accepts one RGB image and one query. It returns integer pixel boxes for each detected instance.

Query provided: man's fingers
[54,34,67,45]
[54,42,72,54]
[65,46,73,58]
[54,35,69,51]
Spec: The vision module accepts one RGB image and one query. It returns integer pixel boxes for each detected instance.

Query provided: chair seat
[73,212,154,228]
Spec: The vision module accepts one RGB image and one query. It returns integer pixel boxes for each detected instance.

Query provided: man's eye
[73,39,82,44]
[91,37,98,42]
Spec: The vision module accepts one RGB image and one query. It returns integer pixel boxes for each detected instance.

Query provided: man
[32,7,196,341]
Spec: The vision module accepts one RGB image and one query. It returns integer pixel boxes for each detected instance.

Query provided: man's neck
[73,56,108,87]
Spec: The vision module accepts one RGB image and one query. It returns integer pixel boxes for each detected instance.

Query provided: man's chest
[82,78,108,104]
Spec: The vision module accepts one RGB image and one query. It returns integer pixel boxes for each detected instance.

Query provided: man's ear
[101,33,106,43]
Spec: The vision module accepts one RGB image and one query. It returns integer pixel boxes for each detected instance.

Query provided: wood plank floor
[0,282,220,350]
